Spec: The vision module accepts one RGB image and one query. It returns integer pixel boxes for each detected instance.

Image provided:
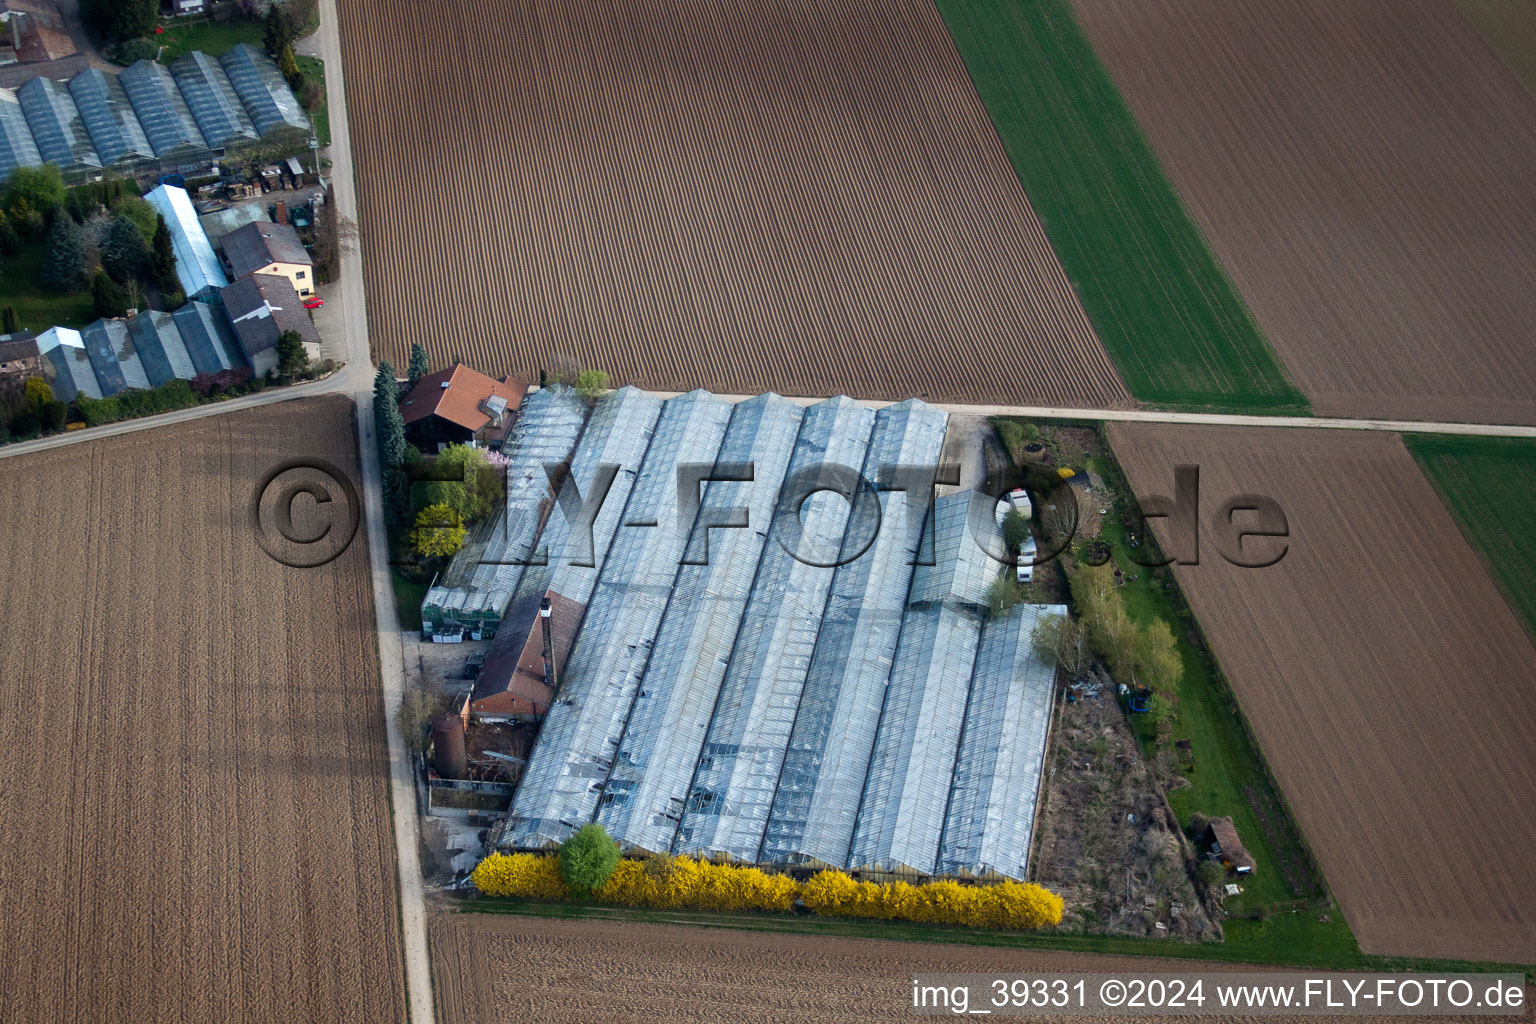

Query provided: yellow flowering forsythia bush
[800,871,1063,929]
[472,853,1062,930]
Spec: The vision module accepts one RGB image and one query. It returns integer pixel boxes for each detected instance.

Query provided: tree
[1032,612,1089,677]
[1002,507,1030,552]
[407,342,431,385]
[101,214,150,283]
[81,0,156,40]
[434,443,499,522]
[23,377,53,416]
[395,685,446,753]
[0,210,19,255]
[279,45,303,91]
[41,214,89,292]
[275,329,308,380]
[148,214,178,293]
[373,362,406,469]
[3,165,65,227]
[989,573,1025,617]
[263,6,291,56]
[383,467,413,532]
[110,195,157,245]
[558,824,621,898]
[409,503,466,558]
[1133,617,1183,690]
[91,269,128,319]
[574,368,609,401]
[1,306,16,334]
[1198,858,1227,889]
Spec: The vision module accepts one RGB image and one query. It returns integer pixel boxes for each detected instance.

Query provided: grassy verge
[0,237,96,331]
[1404,434,1536,641]
[930,0,1306,415]
[155,14,264,62]
[294,55,330,147]
[391,567,427,633]
[456,898,1532,980]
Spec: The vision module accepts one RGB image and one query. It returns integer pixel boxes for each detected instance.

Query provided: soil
[0,397,407,1023]
[1107,422,1536,964]
[337,0,1131,408]
[1072,0,1536,424]
[1033,668,1217,942]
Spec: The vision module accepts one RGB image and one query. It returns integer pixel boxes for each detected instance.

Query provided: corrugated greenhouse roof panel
[847,602,983,876]
[79,320,127,396]
[0,88,43,180]
[937,604,1066,881]
[17,76,100,171]
[674,396,876,862]
[595,394,804,855]
[126,310,176,386]
[36,327,102,400]
[169,51,257,147]
[218,43,309,136]
[101,318,150,391]
[501,390,731,851]
[908,491,1004,608]
[146,185,229,298]
[759,399,948,869]
[119,60,206,157]
[68,68,153,166]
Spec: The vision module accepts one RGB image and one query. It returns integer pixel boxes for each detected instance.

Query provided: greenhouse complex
[0,44,308,182]
[428,386,1066,882]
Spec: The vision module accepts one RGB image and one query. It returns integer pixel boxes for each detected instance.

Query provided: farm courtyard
[0,398,406,1023]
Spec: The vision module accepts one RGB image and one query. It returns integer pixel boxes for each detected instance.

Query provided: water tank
[431,715,467,779]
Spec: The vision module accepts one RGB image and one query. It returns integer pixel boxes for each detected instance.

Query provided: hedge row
[470,852,1063,930]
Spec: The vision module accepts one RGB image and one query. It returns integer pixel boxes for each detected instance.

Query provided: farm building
[448,384,1066,882]
[0,48,307,181]
[34,302,244,401]
[466,590,583,722]
[220,219,314,295]
[1205,817,1255,874]
[144,183,228,298]
[219,272,320,375]
[0,0,75,66]
[398,365,528,452]
[0,330,42,391]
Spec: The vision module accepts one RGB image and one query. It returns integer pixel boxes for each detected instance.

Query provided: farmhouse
[1205,816,1255,874]
[398,365,527,451]
[221,219,314,295]
[431,384,1067,882]
[465,591,583,722]
[0,330,42,391]
[0,0,75,66]
[219,273,321,376]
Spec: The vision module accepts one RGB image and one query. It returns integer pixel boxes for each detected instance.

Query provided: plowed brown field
[431,912,1531,1023]
[1107,423,1536,964]
[1073,0,1536,424]
[337,0,1130,408]
[0,397,407,1024]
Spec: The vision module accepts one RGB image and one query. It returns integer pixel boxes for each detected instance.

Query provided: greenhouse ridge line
[3,385,1535,464]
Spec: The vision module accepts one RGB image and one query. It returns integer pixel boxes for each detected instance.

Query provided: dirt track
[0,397,407,1023]
[336,0,1129,408]
[1072,0,1536,425]
[1107,423,1536,964]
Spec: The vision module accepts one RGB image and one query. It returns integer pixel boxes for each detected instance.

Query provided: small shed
[1205,816,1255,874]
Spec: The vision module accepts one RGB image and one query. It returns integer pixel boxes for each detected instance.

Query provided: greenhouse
[484,388,1064,882]
[0,87,43,178]
[219,43,310,138]
[68,69,154,169]
[17,76,100,174]
[117,59,209,160]
[168,51,258,148]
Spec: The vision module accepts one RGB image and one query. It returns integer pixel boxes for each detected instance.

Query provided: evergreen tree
[279,44,303,91]
[101,214,150,283]
[2,306,16,334]
[41,214,89,292]
[264,7,291,57]
[148,214,178,293]
[383,467,413,532]
[275,329,308,380]
[373,362,406,469]
[81,0,156,41]
[0,210,19,256]
[407,342,430,385]
[91,269,128,319]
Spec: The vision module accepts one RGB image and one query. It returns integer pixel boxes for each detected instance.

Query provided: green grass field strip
[1404,434,1536,643]
[294,55,331,147]
[156,16,265,63]
[930,0,1306,414]
[457,899,1533,979]
[391,567,427,632]
[0,236,95,331]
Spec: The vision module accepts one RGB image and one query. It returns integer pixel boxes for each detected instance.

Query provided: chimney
[539,596,558,696]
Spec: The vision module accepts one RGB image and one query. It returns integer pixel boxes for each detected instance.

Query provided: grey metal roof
[79,320,127,396]
[118,60,206,157]
[218,43,309,136]
[172,300,242,374]
[145,184,229,298]
[219,273,317,358]
[757,399,949,870]
[594,394,804,855]
[67,68,152,166]
[937,604,1066,881]
[502,390,732,850]
[17,75,100,171]
[168,51,256,147]
[672,396,876,862]
[0,87,44,180]
[35,327,101,400]
[125,309,177,385]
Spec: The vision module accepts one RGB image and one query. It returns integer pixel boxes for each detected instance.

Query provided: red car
[302,296,324,310]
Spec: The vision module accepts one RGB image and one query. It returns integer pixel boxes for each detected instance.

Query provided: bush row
[469,852,1063,930]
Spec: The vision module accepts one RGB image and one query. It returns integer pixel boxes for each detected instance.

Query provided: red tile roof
[398,365,527,434]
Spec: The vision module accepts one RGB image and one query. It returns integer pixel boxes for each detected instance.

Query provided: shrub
[595,856,800,913]
[471,852,570,900]
[558,824,622,898]
[1197,859,1226,888]
[801,870,1063,930]
[409,502,465,558]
